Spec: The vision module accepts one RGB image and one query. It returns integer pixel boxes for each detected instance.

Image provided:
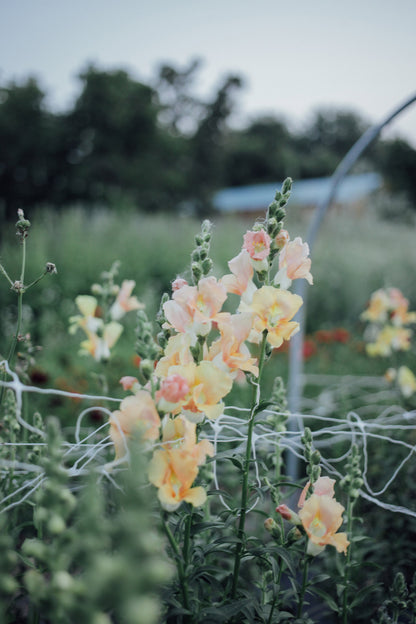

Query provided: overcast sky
[1,0,416,146]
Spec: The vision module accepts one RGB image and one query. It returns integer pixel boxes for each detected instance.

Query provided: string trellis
[1,360,416,519]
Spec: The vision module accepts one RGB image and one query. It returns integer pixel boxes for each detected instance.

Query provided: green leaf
[309,586,339,613]
[349,582,382,609]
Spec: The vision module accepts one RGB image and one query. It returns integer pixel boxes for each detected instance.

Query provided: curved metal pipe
[286,92,416,480]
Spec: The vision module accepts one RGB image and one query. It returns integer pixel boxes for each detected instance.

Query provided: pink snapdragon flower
[110,280,144,320]
[274,237,313,289]
[172,277,188,291]
[119,376,140,392]
[207,313,259,377]
[159,374,190,403]
[163,276,227,340]
[221,250,257,304]
[243,229,271,261]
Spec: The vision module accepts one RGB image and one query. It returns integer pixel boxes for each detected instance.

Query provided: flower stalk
[230,329,268,599]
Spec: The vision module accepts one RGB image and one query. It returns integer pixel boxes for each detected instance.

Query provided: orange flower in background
[274,237,313,290]
[109,391,161,459]
[243,285,302,348]
[110,279,144,320]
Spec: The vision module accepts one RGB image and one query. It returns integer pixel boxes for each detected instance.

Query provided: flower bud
[276,504,301,525]
[201,258,213,275]
[275,229,290,249]
[286,527,302,544]
[140,359,154,380]
[191,263,202,282]
[282,177,292,195]
[264,517,283,543]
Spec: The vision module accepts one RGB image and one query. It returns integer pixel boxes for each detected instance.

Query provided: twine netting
[1,358,416,518]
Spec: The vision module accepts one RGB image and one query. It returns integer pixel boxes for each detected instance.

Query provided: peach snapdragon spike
[110,390,161,459]
[110,207,313,512]
[277,476,349,556]
[148,416,214,511]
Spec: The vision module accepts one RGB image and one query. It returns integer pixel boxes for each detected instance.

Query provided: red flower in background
[303,339,317,360]
[332,328,350,343]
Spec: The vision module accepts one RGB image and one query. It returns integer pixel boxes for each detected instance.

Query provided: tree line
[1,59,415,220]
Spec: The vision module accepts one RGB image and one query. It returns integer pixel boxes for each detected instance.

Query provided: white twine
[1,367,415,520]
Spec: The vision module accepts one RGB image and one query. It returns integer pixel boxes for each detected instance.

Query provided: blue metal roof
[212,172,383,213]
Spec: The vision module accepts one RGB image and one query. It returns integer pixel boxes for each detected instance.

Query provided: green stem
[230,331,268,599]
[0,263,14,287]
[0,238,26,412]
[162,513,191,617]
[342,496,354,624]
[183,508,193,570]
[267,558,283,624]
[25,270,48,291]
[297,550,310,618]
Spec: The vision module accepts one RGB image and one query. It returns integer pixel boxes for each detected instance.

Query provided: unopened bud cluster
[191,220,213,284]
[156,292,171,349]
[16,208,31,241]
[136,310,161,380]
[266,177,292,263]
[302,427,321,484]
[340,444,363,501]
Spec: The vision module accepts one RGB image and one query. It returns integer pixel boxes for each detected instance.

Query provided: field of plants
[1,189,416,623]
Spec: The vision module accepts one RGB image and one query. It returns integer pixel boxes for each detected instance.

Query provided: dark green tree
[0,78,57,220]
